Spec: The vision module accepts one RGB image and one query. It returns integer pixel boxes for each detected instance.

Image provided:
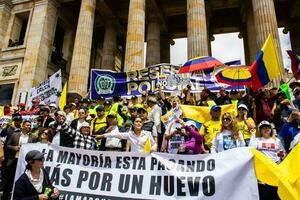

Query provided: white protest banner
[29,70,62,106]
[0,115,39,125]
[15,144,259,200]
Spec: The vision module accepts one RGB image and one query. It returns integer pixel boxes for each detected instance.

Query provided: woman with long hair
[96,116,157,152]
[212,112,245,152]
[37,128,54,144]
[13,150,60,200]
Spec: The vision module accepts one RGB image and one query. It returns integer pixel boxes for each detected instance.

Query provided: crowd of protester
[1,82,300,200]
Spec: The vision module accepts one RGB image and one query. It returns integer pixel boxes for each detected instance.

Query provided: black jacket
[13,168,58,200]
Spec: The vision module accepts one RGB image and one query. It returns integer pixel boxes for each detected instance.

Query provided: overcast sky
[170,28,292,69]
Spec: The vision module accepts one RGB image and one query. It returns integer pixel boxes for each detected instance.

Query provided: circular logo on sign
[95,75,115,94]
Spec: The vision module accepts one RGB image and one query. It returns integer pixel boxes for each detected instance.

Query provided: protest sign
[0,115,39,126]
[90,64,242,99]
[161,106,182,130]
[15,144,259,200]
[28,70,62,106]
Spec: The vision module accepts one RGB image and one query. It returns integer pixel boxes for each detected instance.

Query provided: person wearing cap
[236,104,256,146]
[2,120,37,200]
[137,107,158,143]
[28,98,40,115]
[90,106,107,135]
[54,118,97,150]
[211,112,245,153]
[97,111,127,151]
[279,111,300,152]
[292,87,300,109]
[49,103,57,118]
[17,103,28,115]
[70,102,78,118]
[289,80,300,91]
[272,92,292,132]
[162,122,185,154]
[70,108,88,131]
[49,111,73,148]
[63,104,74,125]
[175,118,206,154]
[199,105,222,151]
[249,120,285,200]
[96,116,157,152]
[215,88,230,105]
[110,95,126,127]
[103,100,112,115]
[40,107,55,128]
[13,150,60,200]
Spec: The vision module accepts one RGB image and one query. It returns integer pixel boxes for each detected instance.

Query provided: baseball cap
[238,104,248,111]
[96,106,105,112]
[39,101,46,106]
[18,103,26,107]
[49,103,57,108]
[56,111,66,117]
[293,87,300,95]
[79,122,90,130]
[137,107,147,113]
[258,120,272,129]
[25,150,45,163]
[107,111,117,118]
[185,120,197,128]
[210,105,221,112]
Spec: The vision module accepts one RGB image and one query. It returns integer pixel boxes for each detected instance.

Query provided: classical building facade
[0,0,299,104]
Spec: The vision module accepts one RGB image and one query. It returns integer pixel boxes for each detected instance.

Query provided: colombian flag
[249,33,281,92]
[180,104,236,129]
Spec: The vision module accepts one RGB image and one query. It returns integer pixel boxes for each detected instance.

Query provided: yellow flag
[59,82,67,111]
[143,138,151,153]
[180,104,236,123]
[0,106,4,116]
[251,142,300,200]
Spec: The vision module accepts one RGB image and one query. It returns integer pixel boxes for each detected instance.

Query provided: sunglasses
[213,109,221,112]
[79,112,85,114]
[43,131,49,135]
[222,118,231,122]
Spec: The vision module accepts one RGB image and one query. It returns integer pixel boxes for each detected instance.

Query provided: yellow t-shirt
[236,117,255,140]
[91,116,107,134]
[200,120,222,149]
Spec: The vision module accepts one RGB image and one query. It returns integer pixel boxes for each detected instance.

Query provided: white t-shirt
[105,130,157,152]
[212,130,245,153]
[249,134,285,163]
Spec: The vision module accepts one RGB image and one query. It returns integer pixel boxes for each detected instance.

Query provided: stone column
[246,7,258,64]
[187,0,209,59]
[124,0,145,72]
[252,0,283,70]
[0,1,11,49]
[146,13,160,66]
[160,32,170,63]
[17,0,58,94]
[101,20,117,70]
[68,0,96,96]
